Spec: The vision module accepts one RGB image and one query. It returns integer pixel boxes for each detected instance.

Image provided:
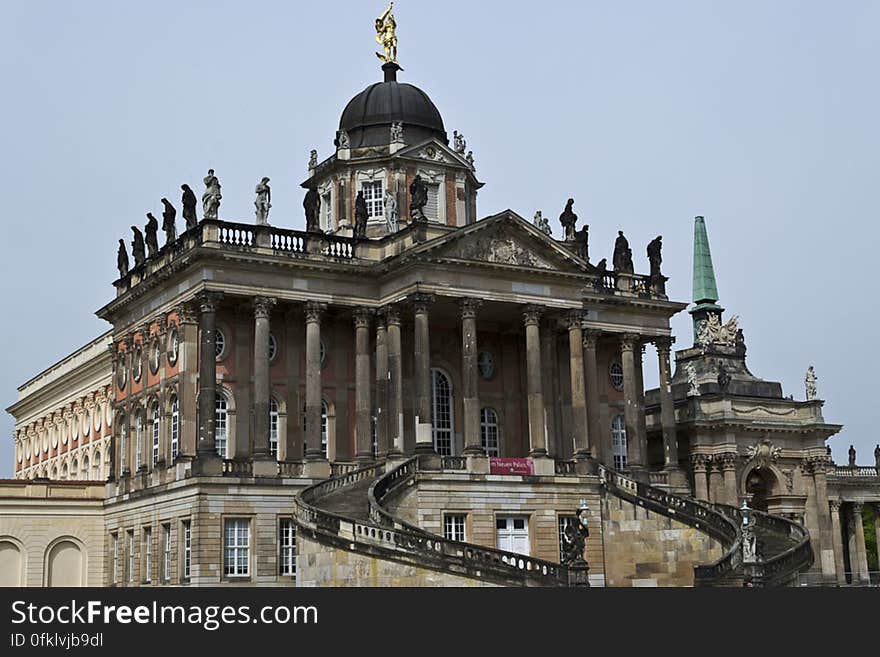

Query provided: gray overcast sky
[1,1,878,477]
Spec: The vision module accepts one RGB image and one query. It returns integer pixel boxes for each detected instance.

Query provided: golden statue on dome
[375,2,398,63]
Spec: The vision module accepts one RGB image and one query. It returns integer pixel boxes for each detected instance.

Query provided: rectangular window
[111,532,119,584]
[127,530,135,584]
[143,527,152,583]
[322,191,332,230]
[361,180,384,218]
[269,409,279,458]
[558,515,576,562]
[425,182,440,221]
[162,524,171,582]
[152,414,160,466]
[170,400,179,462]
[182,520,192,581]
[215,401,228,459]
[224,518,250,577]
[443,514,466,542]
[279,519,297,577]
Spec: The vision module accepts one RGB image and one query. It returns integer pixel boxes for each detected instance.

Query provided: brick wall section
[601,495,723,587]
[295,534,498,587]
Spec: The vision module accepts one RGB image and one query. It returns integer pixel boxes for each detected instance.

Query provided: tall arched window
[611,414,627,470]
[216,396,229,458]
[135,411,143,471]
[301,401,328,457]
[480,407,499,457]
[71,458,78,479]
[93,450,102,480]
[151,404,160,467]
[269,398,279,458]
[170,396,179,461]
[82,455,89,479]
[61,462,68,480]
[431,369,454,456]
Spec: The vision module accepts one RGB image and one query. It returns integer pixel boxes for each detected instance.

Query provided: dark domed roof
[338,63,446,149]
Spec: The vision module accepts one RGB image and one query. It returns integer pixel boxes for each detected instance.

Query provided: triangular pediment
[410,211,591,274]
[394,138,471,168]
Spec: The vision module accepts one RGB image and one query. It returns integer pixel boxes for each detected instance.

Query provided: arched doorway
[745,468,774,512]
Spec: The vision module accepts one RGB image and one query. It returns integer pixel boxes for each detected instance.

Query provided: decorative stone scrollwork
[719,452,738,471]
[691,453,709,471]
[654,335,674,355]
[696,314,739,348]
[746,437,781,469]
[175,301,198,325]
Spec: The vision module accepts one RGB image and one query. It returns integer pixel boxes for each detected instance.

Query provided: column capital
[175,300,199,325]
[654,335,675,354]
[829,499,841,512]
[719,452,738,471]
[410,292,435,314]
[383,305,401,326]
[253,296,277,320]
[154,314,168,335]
[195,290,223,314]
[620,332,640,352]
[691,453,709,471]
[582,329,601,349]
[522,304,544,327]
[304,300,327,323]
[353,307,374,329]
[852,501,864,514]
[459,297,482,320]
[566,309,584,330]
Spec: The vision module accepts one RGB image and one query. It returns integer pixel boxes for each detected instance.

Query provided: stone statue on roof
[559,198,577,241]
[202,169,222,220]
[255,177,271,225]
[613,230,634,274]
[805,366,817,401]
[161,198,177,243]
[375,2,398,63]
[409,174,428,221]
[117,239,129,278]
[144,213,160,258]
[384,189,399,233]
[181,184,198,229]
[131,226,146,267]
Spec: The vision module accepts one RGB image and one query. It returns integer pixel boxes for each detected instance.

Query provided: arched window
[301,401,328,457]
[61,463,68,480]
[269,398,279,458]
[82,455,89,479]
[93,451,102,479]
[151,404,160,467]
[135,411,143,470]
[480,407,500,457]
[216,396,229,458]
[431,369,454,456]
[170,396,179,461]
[611,414,627,470]
[71,458,78,479]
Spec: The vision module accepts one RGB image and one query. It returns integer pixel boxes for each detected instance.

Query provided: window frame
[223,517,252,579]
[443,513,467,543]
[611,414,627,470]
[360,180,384,218]
[180,519,192,583]
[143,526,152,584]
[480,407,500,457]
[162,523,172,583]
[431,368,454,456]
[279,517,297,578]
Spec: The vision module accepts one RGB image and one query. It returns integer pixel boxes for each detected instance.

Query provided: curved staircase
[294,457,813,587]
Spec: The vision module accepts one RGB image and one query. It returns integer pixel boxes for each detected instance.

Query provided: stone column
[375,312,389,458]
[386,306,404,455]
[304,301,327,468]
[851,502,871,584]
[720,453,738,505]
[282,308,302,464]
[654,337,680,470]
[175,301,199,459]
[567,311,590,460]
[541,321,561,457]
[875,503,880,580]
[354,308,373,462]
[829,500,847,585]
[634,342,648,464]
[522,305,548,458]
[412,293,435,454]
[582,330,602,462]
[620,333,644,470]
[461,298,484,455]
[692,454,709,501]
[810,457,836,579]
[252,296,276,475]
[195,291,223,474]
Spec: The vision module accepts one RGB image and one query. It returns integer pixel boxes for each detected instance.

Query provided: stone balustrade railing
[831,466,879,478]
[222,459,254,477]
[365,457,572,586]
[598,465,743,586]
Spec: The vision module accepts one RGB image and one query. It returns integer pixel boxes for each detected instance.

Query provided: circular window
[167,327,179,365]
[478,351,495,380]
[132,347,143,382]
[269,333,278,362]
[609,361,624,391]
[149,339,160,374]
[116,355,128,390]
[215,328,227,360]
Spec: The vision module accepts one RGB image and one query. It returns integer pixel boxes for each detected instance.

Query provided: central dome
[338,63,447,149]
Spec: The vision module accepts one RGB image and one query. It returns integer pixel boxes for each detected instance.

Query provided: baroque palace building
[3,17,879,588]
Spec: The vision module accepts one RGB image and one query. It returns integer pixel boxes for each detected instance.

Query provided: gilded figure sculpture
[375,3,398,63]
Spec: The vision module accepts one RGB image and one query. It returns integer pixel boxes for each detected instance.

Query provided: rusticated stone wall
[601,494,723,587]
[295,534,498,587]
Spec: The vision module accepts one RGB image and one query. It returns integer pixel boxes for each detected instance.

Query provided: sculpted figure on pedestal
[613,230,634,274]
[202,169,222,220]
[181,184,198,229]
[144,213,160,258]
[647,235,663,279]
[161,198,177,243]
[409,174,428,221]
[805,365,818,401]
[303,186,321,233]
[848,444,856,467]
[254,177,271,225]
[559,198,577,241]
[354,191,368,238]
[384,189,399,233]
[117,239,129,277]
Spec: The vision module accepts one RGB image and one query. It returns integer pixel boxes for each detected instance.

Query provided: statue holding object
[804,366,818,401]
[375,2,398,64]
[613,230,634,274]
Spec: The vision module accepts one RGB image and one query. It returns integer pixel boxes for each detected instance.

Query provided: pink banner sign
[489,457,534,476]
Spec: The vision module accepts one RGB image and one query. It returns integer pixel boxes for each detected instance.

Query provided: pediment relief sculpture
[443,230,555,269]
